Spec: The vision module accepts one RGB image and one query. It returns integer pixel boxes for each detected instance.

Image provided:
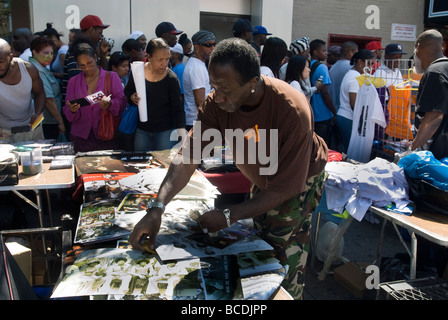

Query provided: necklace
[146,63,167,82]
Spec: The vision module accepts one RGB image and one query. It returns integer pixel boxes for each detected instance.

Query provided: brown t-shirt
[183,75,328,195]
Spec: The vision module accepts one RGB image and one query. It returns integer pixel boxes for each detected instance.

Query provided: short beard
[413,52,425,75]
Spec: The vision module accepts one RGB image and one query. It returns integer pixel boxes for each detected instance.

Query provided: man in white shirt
[373,43,406,88]
[11,28,32,60]
[183,30,216,130]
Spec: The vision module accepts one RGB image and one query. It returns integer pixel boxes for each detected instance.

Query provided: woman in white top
[284,55,322,101]
[337,49,375,153]
[260,37,287,78]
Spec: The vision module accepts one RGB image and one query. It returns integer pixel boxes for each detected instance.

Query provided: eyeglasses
[78,59,96,69]
[202,42,216,48]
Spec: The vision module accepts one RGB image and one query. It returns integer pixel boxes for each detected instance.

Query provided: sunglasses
[202,42,216,48]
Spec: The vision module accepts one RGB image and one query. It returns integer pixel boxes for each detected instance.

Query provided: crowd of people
[1,13,447,300]
[3,14,445,158]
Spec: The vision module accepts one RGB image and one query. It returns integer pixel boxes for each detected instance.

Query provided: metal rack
[377,277,448,300]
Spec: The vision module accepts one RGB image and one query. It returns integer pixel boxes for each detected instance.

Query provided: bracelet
[222,209,232,228]
[148,200,165,213]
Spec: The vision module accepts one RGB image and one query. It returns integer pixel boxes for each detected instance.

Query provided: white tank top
[0,58,33,129]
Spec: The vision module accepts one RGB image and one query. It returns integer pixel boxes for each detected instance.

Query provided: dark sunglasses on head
[202,42,216,48]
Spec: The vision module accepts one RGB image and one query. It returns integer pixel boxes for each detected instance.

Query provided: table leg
[410,232,417,280]
[46,189,54,227]
[373,218,388,266]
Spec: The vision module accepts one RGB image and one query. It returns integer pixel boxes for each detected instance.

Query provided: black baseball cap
[385,43,406,55]
[155,22,183,37]
[232,19,253,37]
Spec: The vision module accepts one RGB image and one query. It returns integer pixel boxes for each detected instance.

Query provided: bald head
[414,29,444,73]
[416,29,443,48]
[0,38,11,57]
[12,28,32,54]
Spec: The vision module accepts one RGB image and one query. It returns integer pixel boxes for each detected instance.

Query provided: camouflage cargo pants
[252,170,326,300]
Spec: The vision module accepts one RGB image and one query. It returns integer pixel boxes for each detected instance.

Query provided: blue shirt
[172,62,185,94]
[310,60,333,122]
[29,57,62,125]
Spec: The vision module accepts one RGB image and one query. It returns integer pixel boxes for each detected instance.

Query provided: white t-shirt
[329,59,352,110]
[182,57,211,126]
[373,64,404,88]
[279,63,287,80]
[288,80,305,95]
[347,84,386,163]
[337,69,360,120]
[260,66,275,78]
[19,48,32,62]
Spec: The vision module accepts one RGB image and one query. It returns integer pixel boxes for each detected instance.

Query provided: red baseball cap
[366,41,384,51]
[80,15,110,31]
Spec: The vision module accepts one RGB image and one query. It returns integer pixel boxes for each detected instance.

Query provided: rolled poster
[131,61,148,122]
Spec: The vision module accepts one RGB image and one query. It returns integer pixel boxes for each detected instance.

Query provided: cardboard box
[334,261,370,299]
[5,242,32,285]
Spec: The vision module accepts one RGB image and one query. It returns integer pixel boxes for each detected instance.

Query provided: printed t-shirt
[347,84,386,163]
[183,75,328,195]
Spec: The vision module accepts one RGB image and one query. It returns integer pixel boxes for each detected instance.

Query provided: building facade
[8,1,448,59]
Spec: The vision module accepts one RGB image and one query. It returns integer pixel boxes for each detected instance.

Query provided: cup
[21,147,43,176]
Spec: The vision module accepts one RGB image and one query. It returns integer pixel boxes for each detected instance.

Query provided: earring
[251,89,255,94]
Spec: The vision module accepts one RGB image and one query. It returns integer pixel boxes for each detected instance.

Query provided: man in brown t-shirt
[130,38,328,300]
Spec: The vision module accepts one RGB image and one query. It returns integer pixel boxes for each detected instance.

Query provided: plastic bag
[97,109,115,140]
[398,151,448,191]
[118,104,139,135]
[56,133,69,143]
[316,221,345,265]
[399,151,448,215]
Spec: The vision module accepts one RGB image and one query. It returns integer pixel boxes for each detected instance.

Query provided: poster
[52,248,204,299]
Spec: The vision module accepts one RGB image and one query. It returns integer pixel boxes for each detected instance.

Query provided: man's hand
[98,38,109,58]
[197,209,229,234]
[128,208,163,252]
[28,113,42,127]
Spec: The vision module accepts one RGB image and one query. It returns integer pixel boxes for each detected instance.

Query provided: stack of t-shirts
[324,157,413,221]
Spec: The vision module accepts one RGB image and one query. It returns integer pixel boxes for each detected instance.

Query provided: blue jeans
[337,115,353,154]
[134,128,175,152]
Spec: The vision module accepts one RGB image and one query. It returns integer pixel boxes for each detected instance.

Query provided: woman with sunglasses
[183,30,216,131]
[64,39,126,152]
[125,38,185,152]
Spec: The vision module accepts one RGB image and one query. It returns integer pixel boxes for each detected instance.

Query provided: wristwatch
[149,200,165,213]
[222,209,232,228]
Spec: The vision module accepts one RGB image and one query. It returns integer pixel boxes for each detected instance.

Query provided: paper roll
[131,61,148,122]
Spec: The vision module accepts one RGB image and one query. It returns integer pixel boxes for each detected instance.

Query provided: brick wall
[292,0,425,59]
